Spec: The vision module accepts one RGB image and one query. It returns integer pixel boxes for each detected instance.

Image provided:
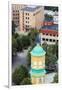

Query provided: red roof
[40,29,58,36]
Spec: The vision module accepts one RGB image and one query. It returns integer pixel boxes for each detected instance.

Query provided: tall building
[30,44,46,84]
[19,6,44,32]
[12,4,26,26]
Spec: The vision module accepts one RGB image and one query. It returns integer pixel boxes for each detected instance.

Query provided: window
[43,33,45,35]
[42,38,45,41]
[57,40,58,42]
[46,39,48,41]
[50,39,52,42]
[53,34,55,37]
[50,34,52,36]
[26,13,27,15]
[26,25,29,27]
[26,17,29,19]
[26,17,27,19]
[28,21,29,23]
[46,33,48,35]
[26,21,27,23]
[28,13,29,15]
[26,13,29,15]
[53,39,55,42]
[13,10,15,12]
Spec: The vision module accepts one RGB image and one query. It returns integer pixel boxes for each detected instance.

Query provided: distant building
[44,10,55,16]
[19,6,44,32]
[44,10,58,25]
[40,24,58,44]
[12,4,26,26]
[53,11,58,24]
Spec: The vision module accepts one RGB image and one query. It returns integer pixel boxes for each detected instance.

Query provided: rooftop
[30,44,46,56]
[40,29,58,36]
[21,5,40,12]
[30,69,46,77]
[42,24,58,30]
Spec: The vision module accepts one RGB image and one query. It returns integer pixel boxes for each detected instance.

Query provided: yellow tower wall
[31,56,45,69]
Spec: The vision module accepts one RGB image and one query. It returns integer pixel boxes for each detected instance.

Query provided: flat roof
[21,5,40,12]
[42,24,58,30]
[40,29,58,35]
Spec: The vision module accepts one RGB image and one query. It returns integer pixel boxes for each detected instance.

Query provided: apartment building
[40,24,58,44]
[19,6,44,32]
[12,4,26,26]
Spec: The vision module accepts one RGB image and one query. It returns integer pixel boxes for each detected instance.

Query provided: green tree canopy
[20,78,31,85]
[21,35,30,49]
[28,29,39,46]
[12,36,18,56]
[12,65,30,85]
[53,73,58,83]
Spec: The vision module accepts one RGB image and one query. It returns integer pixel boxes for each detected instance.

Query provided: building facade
[30,44,46,84]
[19,6,44,32]
[53,11,58,24]
[40,25,58,44]
[12,4,26,26]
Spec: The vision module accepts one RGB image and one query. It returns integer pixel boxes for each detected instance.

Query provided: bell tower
[30,44,46,84]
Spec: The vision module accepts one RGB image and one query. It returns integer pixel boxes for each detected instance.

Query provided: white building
[40,25,58,45]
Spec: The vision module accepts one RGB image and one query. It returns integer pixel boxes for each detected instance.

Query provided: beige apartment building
[19,6,44,32]
[12,4,26,26]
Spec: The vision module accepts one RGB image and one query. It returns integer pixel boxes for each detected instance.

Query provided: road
[12,49,28,72]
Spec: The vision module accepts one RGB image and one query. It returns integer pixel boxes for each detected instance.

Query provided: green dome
[30,44,46,56]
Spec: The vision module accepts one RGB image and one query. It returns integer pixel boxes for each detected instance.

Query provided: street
[12,49,28,72]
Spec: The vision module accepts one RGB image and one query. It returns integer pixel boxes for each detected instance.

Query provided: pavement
[12,49,28,73]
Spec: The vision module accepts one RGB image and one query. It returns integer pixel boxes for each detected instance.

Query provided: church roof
[30,69,46,77]
[30,44,46,56]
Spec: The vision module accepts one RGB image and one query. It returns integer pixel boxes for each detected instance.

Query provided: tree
[53,73,58,83]
[21,35,30,49]
[20,78,31,85]
[16,36,23,52]
[45,53,57,71]
[14,33,19,39]
[42,42,58,72]
[12,21,16,35]
[45,14,53,21]
[28,29,39,46]
[12,36,18,56]
[42,42,48,54]
[12,65,30,85]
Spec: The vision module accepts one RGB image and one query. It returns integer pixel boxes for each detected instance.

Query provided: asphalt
[12,49,28,73]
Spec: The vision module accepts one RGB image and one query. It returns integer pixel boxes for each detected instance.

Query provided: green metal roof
[30,69,46,77]
[30,44,46,56]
